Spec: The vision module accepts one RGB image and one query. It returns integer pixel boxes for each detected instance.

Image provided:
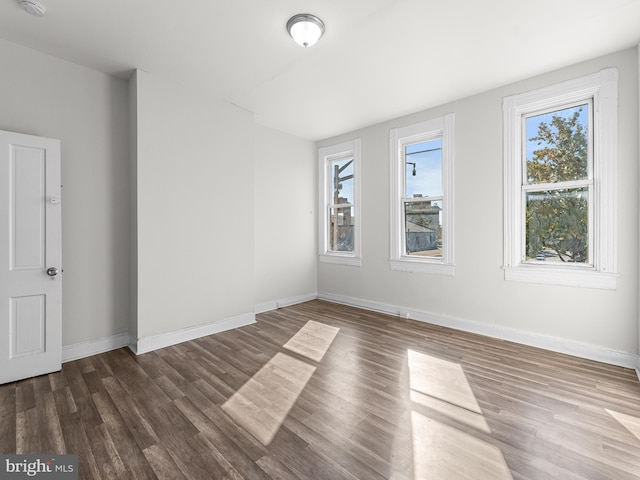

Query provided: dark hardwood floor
[2,300,640,479]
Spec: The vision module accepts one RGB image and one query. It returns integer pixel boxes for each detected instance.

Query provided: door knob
[46,267,59,277]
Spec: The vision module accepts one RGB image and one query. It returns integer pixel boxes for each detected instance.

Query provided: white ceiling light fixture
[286,14,325,48]
[18,0,46,17]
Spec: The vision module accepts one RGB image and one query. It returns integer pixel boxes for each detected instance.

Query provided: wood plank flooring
[1,300,640,479]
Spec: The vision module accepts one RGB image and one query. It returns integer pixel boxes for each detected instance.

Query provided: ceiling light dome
[286,14,325,48]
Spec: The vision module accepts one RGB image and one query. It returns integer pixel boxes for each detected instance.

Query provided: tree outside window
[524,104,591,264]
[503,68,618,289]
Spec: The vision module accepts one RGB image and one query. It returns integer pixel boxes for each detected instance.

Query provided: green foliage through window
[524,104,590,263]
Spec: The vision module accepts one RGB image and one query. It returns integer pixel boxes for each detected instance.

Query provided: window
[503,68,618,289]
[390,114,454,274]
[318,139,361,266]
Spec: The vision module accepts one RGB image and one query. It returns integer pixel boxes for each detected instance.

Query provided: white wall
[134,70,256,339]
[317,48,639,364]
[0,39,131,347]
[132,74,319,343]
[254,125,317,311]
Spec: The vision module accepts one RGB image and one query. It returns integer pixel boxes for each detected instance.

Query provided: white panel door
[0,130,61,384]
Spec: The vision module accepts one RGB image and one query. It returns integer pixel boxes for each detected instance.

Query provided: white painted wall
[254,125,317,311]
[0,39,131,346]
[133,74,319,341]
[134,70,256,339]
[318,48,639,361]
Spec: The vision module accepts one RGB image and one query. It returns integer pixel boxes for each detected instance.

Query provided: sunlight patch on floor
[411,412,513,480]
[606,409,640,441]
[410,389,490,433]
[223,320,340,445]
[406,350,512,479]
[407,349,482,414]
[222,352,315,445]
[283,320,340,362]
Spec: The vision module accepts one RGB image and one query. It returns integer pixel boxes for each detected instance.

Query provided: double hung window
[503,69,618,288]
[318,139,361,266]
[390,114,454,275]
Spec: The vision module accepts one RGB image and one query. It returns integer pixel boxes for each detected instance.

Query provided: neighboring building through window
[390,114,454,274]
[318,139,361,266]
[503,68,618,289]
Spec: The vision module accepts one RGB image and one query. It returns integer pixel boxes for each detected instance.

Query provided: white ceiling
[0,0,639,140]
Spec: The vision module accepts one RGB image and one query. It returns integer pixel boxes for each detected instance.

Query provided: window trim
[318,139,361,266]
[390,114,455,275]
[503,68,619,289]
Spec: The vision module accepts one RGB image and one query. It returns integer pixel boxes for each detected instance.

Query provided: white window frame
[503,68,619,289]
[318,139,361,266]
[390,114,455,275]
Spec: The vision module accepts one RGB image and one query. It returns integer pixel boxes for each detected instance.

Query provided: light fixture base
[18,0,46,17]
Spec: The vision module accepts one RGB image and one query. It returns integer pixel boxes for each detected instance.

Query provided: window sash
[402,137,443,200]
[328,205,355,253]
[399,136,446,261]
[521,99,593,187]
[403,195,442,203]
[519,101,594,268]
[402,198,443,258]
[521,185,593,266]
[327,154,355,254]
[522,179,591,192]
[328,157,354,204]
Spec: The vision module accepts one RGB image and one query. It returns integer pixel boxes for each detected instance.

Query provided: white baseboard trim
[318,292,639,370]
[255,292,318,314]
[131,312,256,355]
[62,332,131,363]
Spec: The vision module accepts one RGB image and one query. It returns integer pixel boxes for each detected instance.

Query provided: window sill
[319,254,361,267]
[504,265,618,289]
[390,259,454,276]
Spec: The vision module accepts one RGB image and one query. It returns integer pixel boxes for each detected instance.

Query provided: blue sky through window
[525,104,588,162]
[331,157,354,204]
[405,139,442,198]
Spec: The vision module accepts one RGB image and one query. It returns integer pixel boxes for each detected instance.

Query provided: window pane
[525,188,588,263]
[330,157,354,205]
[405,139,442,198]
[525,104,589,184]
[404,200,442,257]
[329,206,354,252]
